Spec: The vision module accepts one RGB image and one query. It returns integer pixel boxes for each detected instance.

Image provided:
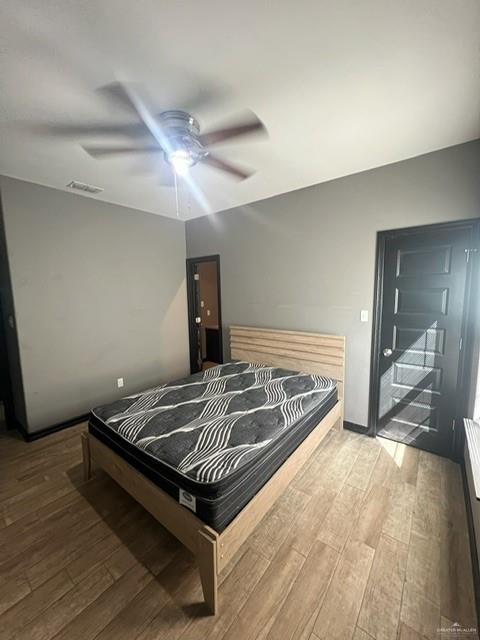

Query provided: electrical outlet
[207,309,211,316]
[360,310,369,322]
[200,300,205,308]
[117,377,124,389]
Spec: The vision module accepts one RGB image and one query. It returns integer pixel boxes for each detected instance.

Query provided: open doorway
[186,255,223,374]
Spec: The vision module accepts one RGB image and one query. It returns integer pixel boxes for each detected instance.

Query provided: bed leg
[337,401,345,430]
[81,432,92,481]
[197,528,218,615]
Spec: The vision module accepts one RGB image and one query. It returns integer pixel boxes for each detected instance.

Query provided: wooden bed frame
[81,325,345,614]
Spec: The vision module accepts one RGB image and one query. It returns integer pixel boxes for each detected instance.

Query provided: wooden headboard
[230,325,345,401]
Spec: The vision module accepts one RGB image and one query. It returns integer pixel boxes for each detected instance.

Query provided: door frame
[186,254,223,374]
[0,298,15,429]
[368,218,480,459]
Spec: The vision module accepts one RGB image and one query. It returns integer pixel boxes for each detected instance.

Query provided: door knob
[383,347,393,357]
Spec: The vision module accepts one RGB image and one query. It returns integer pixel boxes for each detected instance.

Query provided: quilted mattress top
[91,361,336,487]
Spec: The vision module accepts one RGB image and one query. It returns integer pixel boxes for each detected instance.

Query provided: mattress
[89,361,338,531]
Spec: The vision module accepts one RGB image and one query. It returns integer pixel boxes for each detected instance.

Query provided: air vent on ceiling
[66,180,104,195]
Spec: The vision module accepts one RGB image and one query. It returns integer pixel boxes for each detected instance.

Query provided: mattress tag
[179,490,196,512]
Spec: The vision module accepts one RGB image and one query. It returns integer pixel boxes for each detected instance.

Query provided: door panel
[376,226,471,456]
[396,246,451,276]
[394,286,449,315]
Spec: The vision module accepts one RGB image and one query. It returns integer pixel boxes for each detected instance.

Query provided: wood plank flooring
[0,425,477,640]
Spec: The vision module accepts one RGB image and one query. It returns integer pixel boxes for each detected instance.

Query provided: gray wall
[0,176,189,434]
[186,140,480,426]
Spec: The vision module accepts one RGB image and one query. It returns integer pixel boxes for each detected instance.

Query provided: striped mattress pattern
[91,361,336,485]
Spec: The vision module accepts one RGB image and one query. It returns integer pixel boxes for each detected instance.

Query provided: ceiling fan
[46,82,267,183]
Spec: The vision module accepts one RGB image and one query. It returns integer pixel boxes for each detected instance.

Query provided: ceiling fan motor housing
[160,110,206,165]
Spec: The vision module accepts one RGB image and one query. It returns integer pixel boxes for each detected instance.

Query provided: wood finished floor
[0,424,477,640]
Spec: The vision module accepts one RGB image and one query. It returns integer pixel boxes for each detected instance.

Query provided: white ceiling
[1,1,479,220]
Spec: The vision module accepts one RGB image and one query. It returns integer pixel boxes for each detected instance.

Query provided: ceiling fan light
[168,149,194,175]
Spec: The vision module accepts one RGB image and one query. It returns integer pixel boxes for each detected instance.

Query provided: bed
[81,325,345,614]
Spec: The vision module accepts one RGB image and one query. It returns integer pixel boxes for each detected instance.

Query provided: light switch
[360,310,369,323]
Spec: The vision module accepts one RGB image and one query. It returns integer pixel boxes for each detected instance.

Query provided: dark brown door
[375,224,474,456]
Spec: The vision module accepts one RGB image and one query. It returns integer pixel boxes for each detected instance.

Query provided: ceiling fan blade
[200,153,254,180]
[35,122,151,138]
[82,145,163,157]
[98,82,170,150]
[178,82,229,114]
[97,82,143,114]
[199,112,266,147]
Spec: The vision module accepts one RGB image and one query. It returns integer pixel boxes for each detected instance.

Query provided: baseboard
[461,461,480,629]
[17,413,90,442]
[344,420,370,435]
